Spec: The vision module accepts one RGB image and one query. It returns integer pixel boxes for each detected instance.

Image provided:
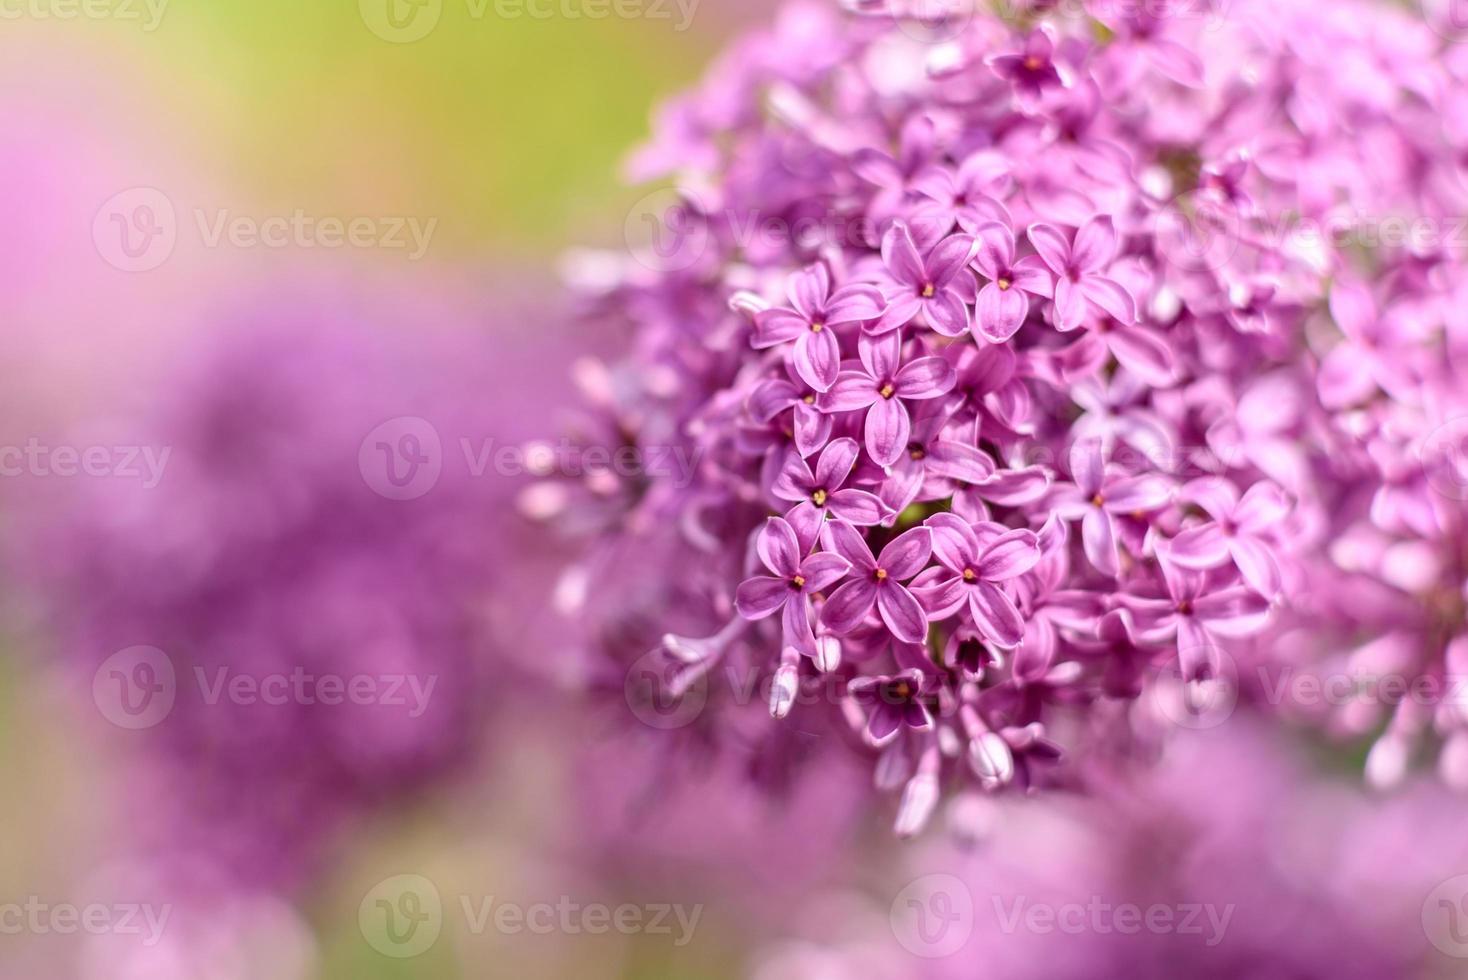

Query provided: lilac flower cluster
[540,0,1468,832]
[22,284,554,895]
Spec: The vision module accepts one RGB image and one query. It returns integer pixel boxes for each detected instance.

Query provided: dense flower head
[537,0,1468,834]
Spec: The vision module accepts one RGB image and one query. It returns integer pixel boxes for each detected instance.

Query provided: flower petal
[1027,222,1073,276]
[827,488,891,526]
[814,436,860,491]
[789,264,831,320]
[825,284,888,325]
[794,327,841,392]
[820,578,879,634]
[881,221,926,286]
[1082,507,1120,577]
[976,282,1029,342]
[799,552,853,593]
[975,529,1042,581]
[878,584,929,644]
[824,517,876,571]
[1168,523,1231,568]
[894,356,957,399]
[971,221,1015,280]
[866,397,912,467]
[859,330,901,382]
[753,309,808,347]
[1104,474,1173,513]
[818,370,879,413]
[1071,215,1118,275]
[757,516,804,576]
[1107,324,1175,386]
[969,581,1026,648]
[1234,482,1290,533]
[926,441,997,485]
[1079,275,1136,323]
[1052,276,1089,331]
[734,576,789,620]
[913,571,969,619]
[927,234,979,286]
[879,526,933,580]
[1229,536,1282,598]
[922,290,972,337]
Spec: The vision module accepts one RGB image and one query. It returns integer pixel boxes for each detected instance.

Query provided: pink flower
[1026,216,1137,331]
[754,263,887,391]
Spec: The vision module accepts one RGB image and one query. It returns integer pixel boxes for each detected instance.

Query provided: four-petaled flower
[1027,216,1137,331]
[754,263,887,392]
[1052,442,1174,577]
[818,332,956,466]
[849,667,934,744]
[773,436,892,546]
[1169,478,1290,597]
[872,222,979,338]
[970,221,1054,342]
[987,27,1072,110]
[735,516,852,655]
[912,514,1042,648]
[820,520,933,644]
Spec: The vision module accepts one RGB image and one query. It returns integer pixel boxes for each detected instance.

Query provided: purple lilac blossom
[19,282,562,894]
[534,0,1468,835]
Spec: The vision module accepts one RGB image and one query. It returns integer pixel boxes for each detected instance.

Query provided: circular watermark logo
[92,646,176,730]
[886,0,975,46]
[359,417,443,501]
[1421,417,1468,502]
[93,188,177,273]
[624,188,710,274]
[1421,0,1468,43]
[1151,645,1238,731]
[359,0,442,42]
[622,648,708,731]
[890,873,974,958]
[1151,191,1243,274]
[359,874,443,959]
[1422,874,1468,958]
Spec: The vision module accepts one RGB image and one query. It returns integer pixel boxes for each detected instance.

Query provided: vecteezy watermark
[357,875,703,959]
[1422,417,1468,502]
[1423,875,1468,958]
[92,646,176,730]
[359,417,703,501]
[890,874,974,958]
[991,896,1235,946]
[91,647,437,729]
[357,0,698,43]
[0,440,170,487]
[0,897,171,947]
[1259,666,1468,711]
[0,0,168,31]
[92,188,436,272]
[1151,192,1468,274]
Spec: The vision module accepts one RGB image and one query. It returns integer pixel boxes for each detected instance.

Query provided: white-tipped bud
[770,662,799,720]
[874,740,913,791]
[1365,732,1411,791]
[728,289,770,319]
[813,635,841,673]
[969,731,1014,791]
[516,483,569,521]
[895,772,940,839]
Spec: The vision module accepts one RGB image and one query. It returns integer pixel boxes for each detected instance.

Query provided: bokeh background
[5,3,1468,979]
